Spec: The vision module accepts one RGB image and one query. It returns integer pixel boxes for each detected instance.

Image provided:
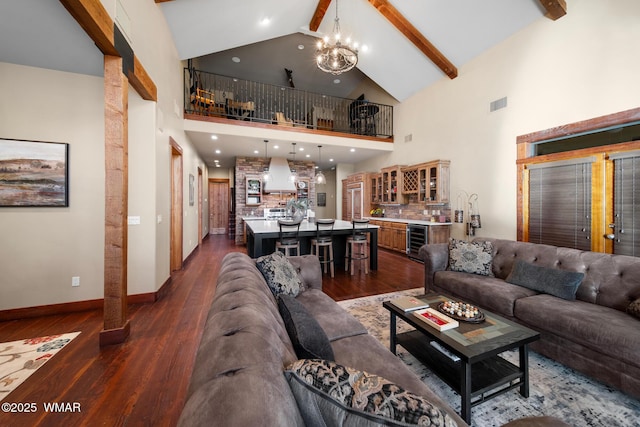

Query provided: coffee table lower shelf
[396,330,525,405]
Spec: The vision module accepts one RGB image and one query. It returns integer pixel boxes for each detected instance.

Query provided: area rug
[338,290,640,427]
[0,332,80,401]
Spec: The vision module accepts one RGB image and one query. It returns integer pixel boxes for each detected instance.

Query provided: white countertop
[363,216,451,226]
[246,219,379,234]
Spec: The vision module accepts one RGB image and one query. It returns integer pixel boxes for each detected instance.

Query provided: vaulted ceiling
[158,0,566,101]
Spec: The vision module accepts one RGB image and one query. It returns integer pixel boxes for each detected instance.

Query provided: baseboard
[0,276,174,322]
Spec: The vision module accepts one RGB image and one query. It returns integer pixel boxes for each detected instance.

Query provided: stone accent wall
[235,157,317,244]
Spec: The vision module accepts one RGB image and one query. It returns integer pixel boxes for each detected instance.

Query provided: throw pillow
[506,260,584,301]
[277,294,335,361]
[256,251,303,297]
[285,359,458,427]
[627,298,640,319]
[448,238,494,276]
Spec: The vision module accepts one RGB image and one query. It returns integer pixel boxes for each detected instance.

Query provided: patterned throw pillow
[285,359,458,427]
[256,251,303,297]
[628,298,640,319]
[448,238,494,276]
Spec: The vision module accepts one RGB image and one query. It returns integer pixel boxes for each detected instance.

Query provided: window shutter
[612,153,640,256]
[528,159,593,251]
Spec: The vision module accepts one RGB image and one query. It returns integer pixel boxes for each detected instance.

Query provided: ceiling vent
[263,157,296,193]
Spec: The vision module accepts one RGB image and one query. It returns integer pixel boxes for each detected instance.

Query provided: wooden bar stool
[276,219,302,256]
[311,219,335,277]
[345,219,369,275]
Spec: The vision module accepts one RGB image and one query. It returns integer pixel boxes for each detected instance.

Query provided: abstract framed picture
[0,138,69,207]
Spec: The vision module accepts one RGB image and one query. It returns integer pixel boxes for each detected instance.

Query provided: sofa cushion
[506,260,584,301]
[515,294,640,367]
[284,359,458,427]
[433,270,538,317]
[296,289,368,341]
[448,238,493,276]
[256,251,303,297]
[277,294,335,361]
[627,298,640,319]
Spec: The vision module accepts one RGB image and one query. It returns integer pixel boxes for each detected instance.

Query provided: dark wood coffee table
[383,294,540,424]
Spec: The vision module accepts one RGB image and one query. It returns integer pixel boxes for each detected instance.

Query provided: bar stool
[345,219,369,275]
[276,219,302,256]
[311,219,335,277]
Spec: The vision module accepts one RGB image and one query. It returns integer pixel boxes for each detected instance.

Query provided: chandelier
[316,0,358,75]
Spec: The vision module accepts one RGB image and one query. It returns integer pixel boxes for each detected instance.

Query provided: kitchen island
[245,219,379,270]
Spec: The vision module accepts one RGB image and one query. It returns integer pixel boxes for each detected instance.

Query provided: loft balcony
[183,68,393,141]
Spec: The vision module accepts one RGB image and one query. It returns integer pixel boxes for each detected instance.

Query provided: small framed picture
[317,192,326,207]
[189,174,195,206]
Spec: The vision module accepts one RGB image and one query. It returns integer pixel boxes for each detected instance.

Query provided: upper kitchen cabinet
[370,173,382,205]
[402,161,450,204]
[246,176,262,205]
[381,165,405,204]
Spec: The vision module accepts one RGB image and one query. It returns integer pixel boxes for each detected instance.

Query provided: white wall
[356,0,640,240]
[0,64,106,309]
[0,0,208,310]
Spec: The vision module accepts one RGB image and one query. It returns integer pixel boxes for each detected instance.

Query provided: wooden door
[209,179,229,234]
[170,140,183,272]
[352,186,362,219]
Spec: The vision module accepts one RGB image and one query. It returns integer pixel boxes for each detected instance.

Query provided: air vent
[490,97,508,112]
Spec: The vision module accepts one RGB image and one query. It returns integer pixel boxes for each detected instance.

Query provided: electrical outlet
[399,209,402,214]
[72,276,80,287]
[423,210,428,215]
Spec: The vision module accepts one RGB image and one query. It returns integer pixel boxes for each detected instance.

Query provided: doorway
[170,139,183,272]
[209,179,230,235]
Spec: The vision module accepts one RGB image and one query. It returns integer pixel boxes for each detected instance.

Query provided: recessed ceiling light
[215,149,221,154]
[260,17,271,26]
[329,158,334,162]
[214,159,219,163]
[297,44,305,50]
[274,145,279,149]
[350,148,356,152]
[211,135,218,140]
[215,164,221,168]
[333,79,341,84]
[299,147,304,151]
[305,154,310,158]
[254,150,259,154]
[362,45,369,52]
[232,56,240,63]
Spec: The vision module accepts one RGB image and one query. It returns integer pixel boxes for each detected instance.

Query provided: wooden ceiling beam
[59,0,157,101]
[538,0,567,21]
[367,0,457,79]
[309,0,332,32]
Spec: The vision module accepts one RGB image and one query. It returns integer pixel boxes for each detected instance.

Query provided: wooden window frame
[516,107,640,252]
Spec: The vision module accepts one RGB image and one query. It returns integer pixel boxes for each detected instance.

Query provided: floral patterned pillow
[256,251,303,297]
[448,238,494,276]
[285,359,458,427]
[627,298,640,320]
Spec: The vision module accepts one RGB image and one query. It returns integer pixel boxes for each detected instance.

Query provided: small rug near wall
[0,332,80,401]
[338,290,640,427]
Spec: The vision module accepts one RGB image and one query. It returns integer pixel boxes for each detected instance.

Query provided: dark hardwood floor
[0,235,423,426]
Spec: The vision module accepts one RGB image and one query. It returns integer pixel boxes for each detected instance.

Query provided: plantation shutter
[611,152,640,256]
[528,158,593,251]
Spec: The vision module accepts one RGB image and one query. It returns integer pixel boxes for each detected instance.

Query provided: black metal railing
[183,68,393,138]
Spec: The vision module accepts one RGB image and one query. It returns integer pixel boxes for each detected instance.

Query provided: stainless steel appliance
[407,224,428,261]
[263,207,288,220]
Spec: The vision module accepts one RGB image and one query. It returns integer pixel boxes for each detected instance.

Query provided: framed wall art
[189,173,195,206]
[0,138,69,207]
[317,192,326,207]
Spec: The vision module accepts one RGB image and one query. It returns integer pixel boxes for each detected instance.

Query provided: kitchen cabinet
[295,179,309,203]
[428,223,451,243]
[370,220,406,253]
[381,166,405,204]
[246,176,262,205]
[370,173,382,204]
[401,160,450,204]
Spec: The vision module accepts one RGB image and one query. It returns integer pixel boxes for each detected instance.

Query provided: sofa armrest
[418,243,449,293]
[288,255,323,291]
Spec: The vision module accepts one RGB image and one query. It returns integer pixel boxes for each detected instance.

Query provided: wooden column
[100,55,130,346]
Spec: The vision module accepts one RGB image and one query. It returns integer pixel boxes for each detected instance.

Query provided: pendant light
[262,139,271,182]
[289,142,298,183]
[315,145,326,185]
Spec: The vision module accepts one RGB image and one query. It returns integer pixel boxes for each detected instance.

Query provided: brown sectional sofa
[420,237,640,400]
[178,252,467,426]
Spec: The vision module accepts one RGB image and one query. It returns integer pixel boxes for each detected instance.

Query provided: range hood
[263,157,296,193]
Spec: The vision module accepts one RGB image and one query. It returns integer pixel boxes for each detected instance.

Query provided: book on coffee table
[389,296,430,312]
[413,308,459,331]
